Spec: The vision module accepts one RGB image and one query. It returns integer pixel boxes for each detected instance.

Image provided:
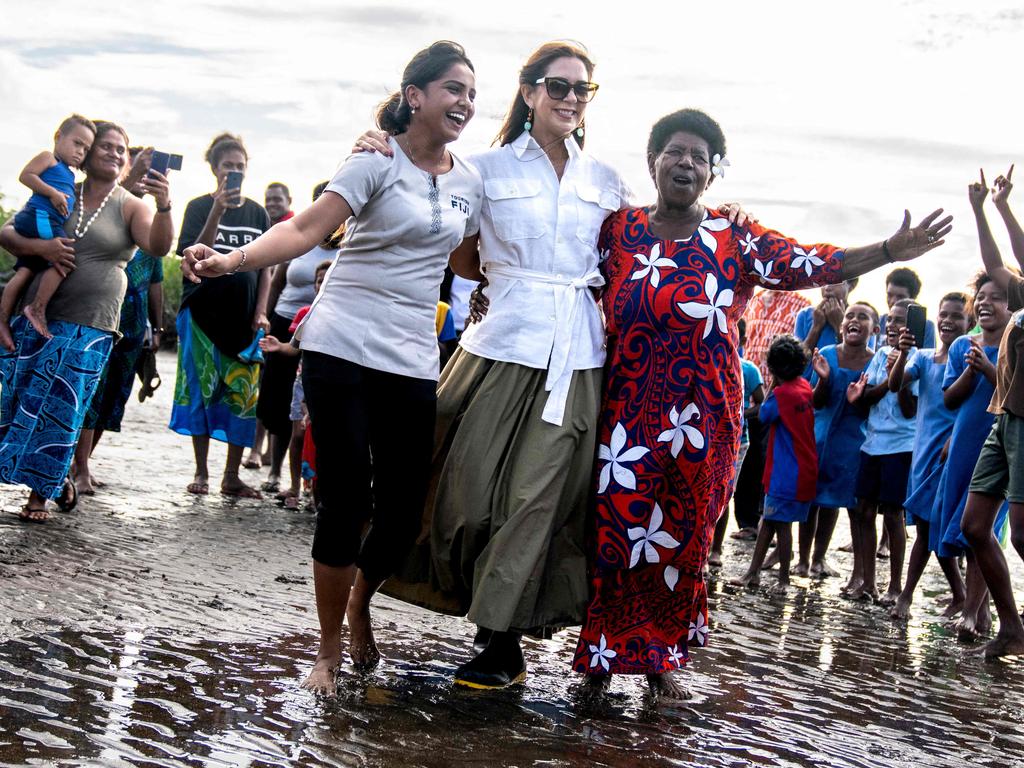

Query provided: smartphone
[148,151,183,178]
[225,171,244,206]
[906,303,927,347]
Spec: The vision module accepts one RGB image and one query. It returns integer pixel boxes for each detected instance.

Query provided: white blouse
[459,132,633,425]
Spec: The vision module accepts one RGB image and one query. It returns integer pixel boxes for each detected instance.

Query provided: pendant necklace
[402,135,444,235]
[73,181,116,239]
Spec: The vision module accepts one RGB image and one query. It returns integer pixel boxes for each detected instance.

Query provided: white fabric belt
[483,262,604,427]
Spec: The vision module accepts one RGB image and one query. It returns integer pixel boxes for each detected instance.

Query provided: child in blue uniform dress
[0,114,96,350]
[888,292,971,620]
[732,335,816,590]
[800,301,878,579]
[934,272,1011,639]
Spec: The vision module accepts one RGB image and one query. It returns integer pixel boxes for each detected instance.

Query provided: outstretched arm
[182,192,352,282]
[991,165,1024,272]
[969,168,1016,291]
[840,209,953,282]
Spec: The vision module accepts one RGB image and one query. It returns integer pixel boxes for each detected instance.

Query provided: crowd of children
[727,168,1024,658]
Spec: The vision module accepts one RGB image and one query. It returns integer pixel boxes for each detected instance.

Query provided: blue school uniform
[934,336,1008,556]
[809,345,870,508]
[861,346,918,457]
[901,349,956,526]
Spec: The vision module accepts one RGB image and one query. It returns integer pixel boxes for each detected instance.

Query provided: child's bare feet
[729,572,760,589]
[301,654,340,695]
[708,549,723,568]
[977,633,1024,659]
[879,589,901,606]
[794,561,810,577]
[345,601,381,670]
[956,614,981,642]
[846,583,879,602]
[0,318,15,352]
[941,599,965,619]
[646,671,690,702]
[890,594,913,620]
[809,559,839,578]
[761,547,780,570]
[74,472,96,496]
[771,579,791,595]
[24,304,52,339]
[841,575,863,595]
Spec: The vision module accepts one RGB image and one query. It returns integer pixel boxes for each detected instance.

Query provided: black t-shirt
[177,195,271,357]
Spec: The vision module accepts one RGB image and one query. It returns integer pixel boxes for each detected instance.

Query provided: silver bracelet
[228,248,248,274]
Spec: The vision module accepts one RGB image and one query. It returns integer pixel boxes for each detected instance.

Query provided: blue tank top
[26,159,76,223]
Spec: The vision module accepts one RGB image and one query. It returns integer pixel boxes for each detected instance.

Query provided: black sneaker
[453,639,526,689]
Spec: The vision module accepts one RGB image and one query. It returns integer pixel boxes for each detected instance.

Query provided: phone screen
[148,151,169,178]
[226,171,244,192]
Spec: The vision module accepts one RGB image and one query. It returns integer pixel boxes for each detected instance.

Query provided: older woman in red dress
[572,108,952,700]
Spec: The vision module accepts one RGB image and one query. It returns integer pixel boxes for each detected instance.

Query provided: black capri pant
[302,351,436,581]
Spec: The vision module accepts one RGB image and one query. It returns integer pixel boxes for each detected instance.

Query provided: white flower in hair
[711,153,730,178]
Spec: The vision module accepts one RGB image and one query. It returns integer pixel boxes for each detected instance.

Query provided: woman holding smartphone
[170,132,272,499]
[181,41,482,694]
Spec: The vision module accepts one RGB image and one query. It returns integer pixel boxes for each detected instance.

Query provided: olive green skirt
[380,348,602,635]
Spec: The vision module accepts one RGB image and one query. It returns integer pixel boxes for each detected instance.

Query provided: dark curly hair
[647,108,726,160]
[204,132,247,171]
[885,267,923,300]
[766,334,809,383]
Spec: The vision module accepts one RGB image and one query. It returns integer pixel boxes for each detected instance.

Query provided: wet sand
[2,351,1024,767]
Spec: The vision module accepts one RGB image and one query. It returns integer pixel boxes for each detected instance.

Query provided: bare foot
[838,541,854,553]
[847,583,878,602]
[876,543,890,560]
[942,599,965,619]
[582,674,612,701]
[708,550,723,568]
[242,452,262,470]
[0,318,14,352]
[809,559,839,578]
[346,602,381,670]
[890,594,912,621]
[761,548,780,570]
[646,671,691,702]
[301,654,340,695]
[794,562,810,578]
[841,576,863,595]
[220,475,262,499]
[771,579,791,595]
[729,572,760,589]
[186,474,209,495]
[75,472,96,496]
[879,589,901,606]
[24,304,52,339]
[978,633,1024,659]
[956,615,980,642]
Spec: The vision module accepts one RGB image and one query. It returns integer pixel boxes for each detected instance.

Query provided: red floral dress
[572,207,844,676]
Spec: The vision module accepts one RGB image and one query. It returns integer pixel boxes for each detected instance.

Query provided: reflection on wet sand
[2,353,1024,766]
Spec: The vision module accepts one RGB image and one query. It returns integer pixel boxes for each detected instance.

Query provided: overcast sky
[2,0,1022,311]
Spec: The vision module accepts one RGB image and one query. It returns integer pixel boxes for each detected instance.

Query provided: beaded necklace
[73,181,116,239]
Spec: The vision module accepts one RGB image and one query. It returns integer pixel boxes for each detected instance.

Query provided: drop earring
[575,120,585,139]
[523,108,533,132]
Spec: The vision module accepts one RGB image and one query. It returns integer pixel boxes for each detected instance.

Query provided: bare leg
[892,520,930,620]
[709,506,728,567]
[962,496,1024,657]
[73,428,97,495]
[810,507,840,577]
[23,267,65,340]
[188,435,210,493]
[797,507,817,577]
[957,553,989,641]
[0,267,33,352]
[267,432,288,486]
[89,429,106,486]
[302,560,356,694]
[345,569,384,669]
[288,422,304,497]
[730,519,773,588]
[245,422,265,469]
[222,442,260,496]
[938,555,967,618]
[877,525,890,559]
[775,522,793,589]
[849,502,879,601]
[880,505,906,605]
[843,509,864,594]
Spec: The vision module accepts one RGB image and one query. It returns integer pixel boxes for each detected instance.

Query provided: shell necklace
[73,181,116,239]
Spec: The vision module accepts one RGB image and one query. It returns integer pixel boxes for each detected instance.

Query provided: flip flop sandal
[283,495,300,510]
[18,504,49,523]
[56,476,78,513]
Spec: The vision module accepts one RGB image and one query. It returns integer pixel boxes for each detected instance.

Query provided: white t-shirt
[277,243,336,319]
[459,132,632,373]
[296,139,482,380]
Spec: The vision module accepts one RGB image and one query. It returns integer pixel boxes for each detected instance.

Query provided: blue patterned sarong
[0,317,114,498]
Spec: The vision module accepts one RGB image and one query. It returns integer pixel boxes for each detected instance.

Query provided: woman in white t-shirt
[181,40,483,696]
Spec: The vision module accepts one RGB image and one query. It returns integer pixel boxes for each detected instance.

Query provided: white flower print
[791,246,825,277]
[657,403,705,458]
[664,565,680,591]
[677,272,734,340]
[627,503,681,568]
[667,644,685,666]
[589,634,617,672]
[696,215,732,255]
[597,423,650,493]
[629,242,676,288]
[711,153,731,178]
[688,613,709,646]
[753,257,781,285]
[739,231,760,255]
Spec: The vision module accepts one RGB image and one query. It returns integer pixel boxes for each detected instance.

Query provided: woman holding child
[0,121,174,522]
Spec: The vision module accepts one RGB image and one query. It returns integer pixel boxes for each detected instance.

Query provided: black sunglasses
[533,76,599,103]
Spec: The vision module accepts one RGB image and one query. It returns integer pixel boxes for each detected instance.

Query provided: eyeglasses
[533,77,599,103]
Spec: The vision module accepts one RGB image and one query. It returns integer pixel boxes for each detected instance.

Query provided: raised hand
[886,209,954,261]
[181,243,237,283]
[968,169,989,211]
[140,169,170,209]
[846,372,868,404]
[897,327,916,353]
[992,164,1014,208]
[811,348,830,381]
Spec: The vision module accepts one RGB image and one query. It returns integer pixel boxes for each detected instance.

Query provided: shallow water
[2,352,1023,767]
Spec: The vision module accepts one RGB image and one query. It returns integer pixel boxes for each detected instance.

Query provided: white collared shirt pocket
[484,178,546,241]
[575,183,620,248]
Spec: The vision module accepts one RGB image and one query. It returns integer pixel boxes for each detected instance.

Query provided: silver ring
[927,235,935,243]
